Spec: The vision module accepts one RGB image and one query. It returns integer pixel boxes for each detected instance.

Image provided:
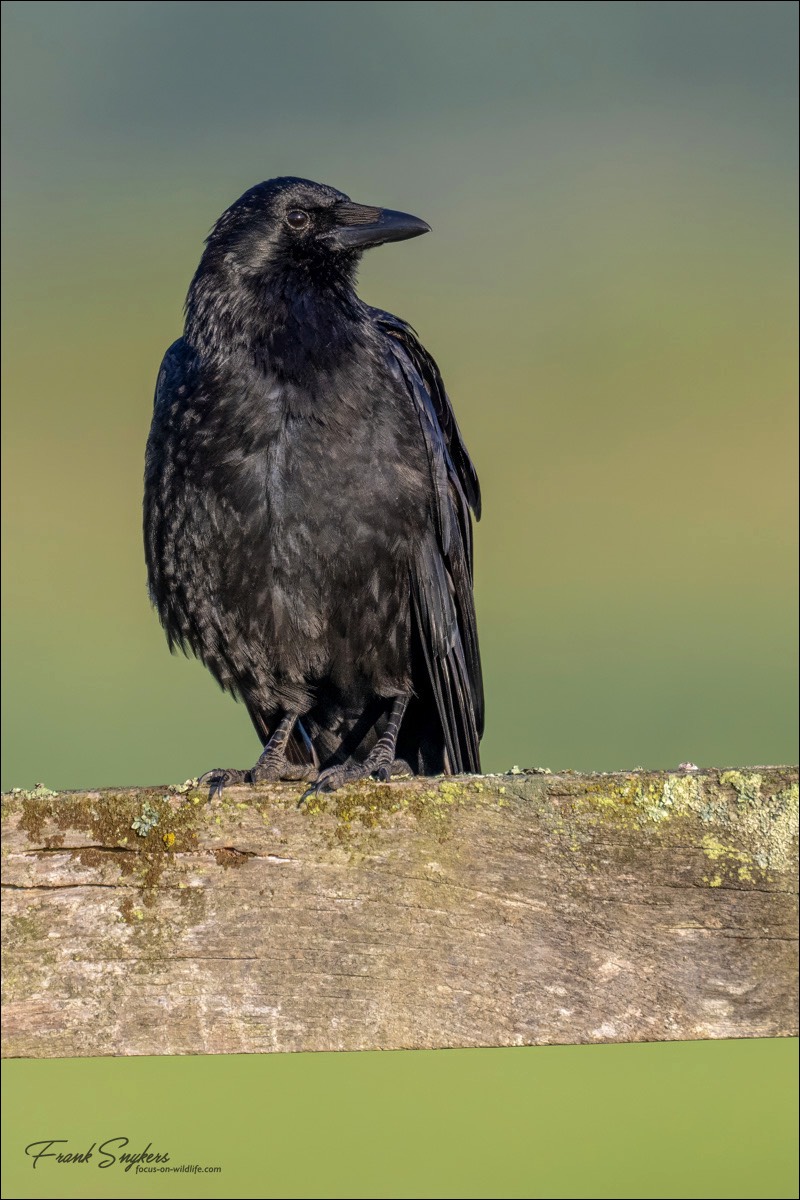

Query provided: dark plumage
[143,177,483,792]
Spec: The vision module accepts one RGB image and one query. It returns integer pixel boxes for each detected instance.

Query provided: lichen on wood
[2,767,797,1059]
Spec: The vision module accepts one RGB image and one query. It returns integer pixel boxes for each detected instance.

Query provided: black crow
[143,177,483,793]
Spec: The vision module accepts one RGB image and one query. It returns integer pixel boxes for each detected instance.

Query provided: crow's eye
[286,209,310,231]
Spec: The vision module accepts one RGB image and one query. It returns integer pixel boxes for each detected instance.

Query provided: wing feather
[374,309,484,771]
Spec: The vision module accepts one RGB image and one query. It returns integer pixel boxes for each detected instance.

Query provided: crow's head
[201,177,430,280]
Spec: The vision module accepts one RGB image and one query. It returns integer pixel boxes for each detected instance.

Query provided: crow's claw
[199,767,249,799]
[298,758,413,804]
[252,756,316,784]
[297,783,317,808]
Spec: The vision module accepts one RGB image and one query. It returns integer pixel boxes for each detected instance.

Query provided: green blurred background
[2,3,797,1198]
[2,0,797,789]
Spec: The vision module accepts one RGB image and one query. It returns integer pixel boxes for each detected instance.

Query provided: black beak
[327,202,430,250]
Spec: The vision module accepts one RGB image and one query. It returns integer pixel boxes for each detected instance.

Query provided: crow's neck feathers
[184,252,368,378]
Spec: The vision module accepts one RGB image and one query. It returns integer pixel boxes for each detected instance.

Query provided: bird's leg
[304,695,412,797]
[250,714,316,782]
[201,713,315,797]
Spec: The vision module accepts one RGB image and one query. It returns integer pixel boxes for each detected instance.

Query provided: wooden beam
[2,767,797,1059]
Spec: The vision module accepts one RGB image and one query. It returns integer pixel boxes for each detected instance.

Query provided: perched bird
[144,177,483,793]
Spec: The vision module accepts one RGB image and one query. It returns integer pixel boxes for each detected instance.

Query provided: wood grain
[2,767,797,1059]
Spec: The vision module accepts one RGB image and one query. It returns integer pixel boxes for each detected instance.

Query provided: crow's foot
[200,754,315,799]
[199,767,249,799]
[300,757,413,803]
[251,754,316,784]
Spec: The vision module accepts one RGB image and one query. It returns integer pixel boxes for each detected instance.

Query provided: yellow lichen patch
[700,834,758,884]
[701,836,732,861]
[579,772,705,825]
[299,775,490,851]
[437,780,466,799]
[734,781,799,875]
[720,771,764,806]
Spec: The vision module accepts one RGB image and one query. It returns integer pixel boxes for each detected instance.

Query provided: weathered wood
[2,767,797,1059]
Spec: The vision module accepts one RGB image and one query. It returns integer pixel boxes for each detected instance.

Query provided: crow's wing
[374,310,481,525]
[374,309,484,773]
